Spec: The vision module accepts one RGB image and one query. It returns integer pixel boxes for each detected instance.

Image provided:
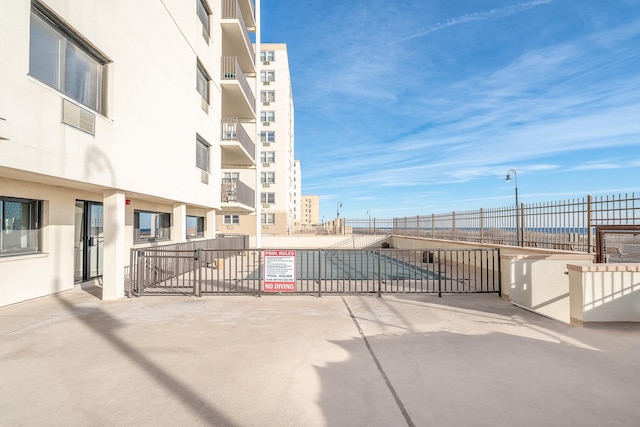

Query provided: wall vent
[262,162,270,167]
[262,204,270,209]
[201,171,209,184]
[262,102,270,106]
[262,61,270,66]
[262,122,270,126]
[262,183,270,188]
[62,99,95,135]
[262,143,270,147]
[263,81,270,86]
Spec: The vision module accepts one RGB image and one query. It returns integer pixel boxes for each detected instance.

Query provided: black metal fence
[346,192,640,253]
[129,247,501,298]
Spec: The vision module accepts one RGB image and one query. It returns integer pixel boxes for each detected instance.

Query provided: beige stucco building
[301,195,320,230]
[0,0,257,307]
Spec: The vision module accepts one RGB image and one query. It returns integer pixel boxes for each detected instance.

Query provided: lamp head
[506,174,511,183]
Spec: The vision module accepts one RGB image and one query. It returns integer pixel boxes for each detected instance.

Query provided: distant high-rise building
[217,43,298,236]
[301,195,320,230]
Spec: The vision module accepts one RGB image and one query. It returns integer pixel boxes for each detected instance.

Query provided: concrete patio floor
[1,285,639,426]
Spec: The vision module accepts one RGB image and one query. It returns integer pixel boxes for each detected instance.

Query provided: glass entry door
[74,201,103,282]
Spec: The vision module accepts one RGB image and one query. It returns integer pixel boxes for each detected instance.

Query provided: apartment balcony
[221,0,255,73]
[221,178,255,212]
[221,117,255,167]
[221,56,255,119]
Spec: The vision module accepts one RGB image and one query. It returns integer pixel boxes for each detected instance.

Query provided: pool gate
[129,246,501,297]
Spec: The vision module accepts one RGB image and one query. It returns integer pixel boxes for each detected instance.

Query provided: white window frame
[0,197,41,256]
[260,71,275,82]
[196,61,210,103]
[261,91,275,102]
[224,172,239,180]
[260,111,275,122]
[260,50,275,61]
[260,131,275,143]
[261,172,275,184]
[29,3,109,114]
[261,193,275,204]
[196,136,210,172]
[134,210,171,242]
[186,215,205,238]
[260,151,275,163]
[223,215,240,225]
[197,0,211,39]
[261,213,275,225]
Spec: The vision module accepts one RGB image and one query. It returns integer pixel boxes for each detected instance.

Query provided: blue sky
[261,0,640,220]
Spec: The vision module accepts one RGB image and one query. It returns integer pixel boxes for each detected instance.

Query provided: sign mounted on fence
[263,250,297,292]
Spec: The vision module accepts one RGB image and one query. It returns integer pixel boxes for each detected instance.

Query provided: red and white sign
[263,250,296,292]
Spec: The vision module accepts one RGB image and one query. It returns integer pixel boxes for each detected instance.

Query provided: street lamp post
[366,210,371,233]
[506,169,520,246]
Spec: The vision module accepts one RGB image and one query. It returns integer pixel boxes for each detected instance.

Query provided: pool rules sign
[263,250,296,292]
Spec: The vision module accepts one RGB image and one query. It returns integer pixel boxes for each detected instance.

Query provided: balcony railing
[222,0,253,57]
[221,56,255,108]
[221,117,255,159]
[221,178,255,208]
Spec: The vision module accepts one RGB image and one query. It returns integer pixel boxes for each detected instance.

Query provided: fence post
[519,202,525,247]
[136,250,145,297]
[377,249,382,298]
[480,208,484,243]
[437,249,442,298]
[587,194,593,253]
[432,213,435,239]
[496,248,502,297]
[452,211,456,241]
[258,248,262,297]
[318,249,322,298]
[194,249,200,297]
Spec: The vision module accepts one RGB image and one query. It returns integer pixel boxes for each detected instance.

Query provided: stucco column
[206,209,216,239]
[173,203,186,243]
[102,190,125,300]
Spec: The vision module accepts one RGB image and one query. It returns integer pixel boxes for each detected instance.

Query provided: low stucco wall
[503,254,594,323]
[568,264,640,325]
[389,235,598,324]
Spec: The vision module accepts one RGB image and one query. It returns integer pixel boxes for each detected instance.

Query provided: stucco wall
[389,235,599,324]
[568,264,640,324]
[503,254,593,323]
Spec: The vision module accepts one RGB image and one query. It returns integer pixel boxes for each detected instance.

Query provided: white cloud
[400,0,555,41]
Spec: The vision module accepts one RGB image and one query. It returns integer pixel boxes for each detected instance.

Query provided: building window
[29,3,108,113]
[134,210,170,242]
[0,197,41,256]
[196,136,210,172]
[260,71,275,83]
[196,61,210,103]
[261,91,275,102]
[186,215,204,238]
[260,51,275,62]
[261,172,275,184]
[261,151,275,163]
[260,131,275,143]
[223,215,239,225]
[261,213,275,225]
[197,0,211,39]
[224,172,240,180]
[261,193,275,204]
[260,111,275,122]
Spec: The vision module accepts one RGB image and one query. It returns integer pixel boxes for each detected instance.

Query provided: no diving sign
[263,250,296,292]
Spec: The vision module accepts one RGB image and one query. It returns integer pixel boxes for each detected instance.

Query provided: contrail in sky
[401,0,555,41]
